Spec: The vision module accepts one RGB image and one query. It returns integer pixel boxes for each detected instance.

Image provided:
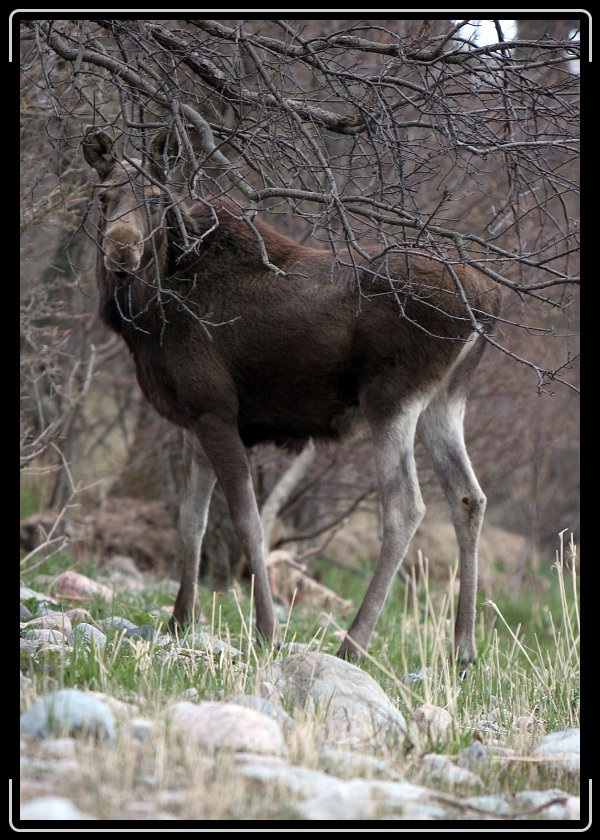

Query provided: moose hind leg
[417,395,485,669]
[337,399,425,660]
[170,432,217,631]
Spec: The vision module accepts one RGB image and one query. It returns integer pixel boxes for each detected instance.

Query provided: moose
[83,125,500,669]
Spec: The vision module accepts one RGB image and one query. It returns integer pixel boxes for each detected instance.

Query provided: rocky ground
[19,568,582,823]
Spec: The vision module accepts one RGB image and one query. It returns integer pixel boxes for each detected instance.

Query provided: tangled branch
[20,17,580,391]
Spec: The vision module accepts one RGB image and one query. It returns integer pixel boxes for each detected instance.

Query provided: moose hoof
[335,637,363,662]
[458,660,475,680]
[167,609,198,635]
[255,622,282,649]
[167,615,183,635]
[456,647,477,678]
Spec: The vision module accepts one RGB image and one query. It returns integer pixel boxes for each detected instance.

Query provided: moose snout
[103,223,143,275]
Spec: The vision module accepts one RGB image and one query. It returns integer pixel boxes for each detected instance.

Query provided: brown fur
[94,194,498,448]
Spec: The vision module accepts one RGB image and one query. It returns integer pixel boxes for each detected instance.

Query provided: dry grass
[20,530,580,819]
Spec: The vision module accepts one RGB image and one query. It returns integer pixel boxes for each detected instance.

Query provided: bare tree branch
[19,17,581,559]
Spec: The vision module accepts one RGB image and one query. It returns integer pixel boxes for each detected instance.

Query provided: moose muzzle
[103,221,144,276]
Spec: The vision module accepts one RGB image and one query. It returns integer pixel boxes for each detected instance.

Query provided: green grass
[20,527,580,814]
[20,476,49,519]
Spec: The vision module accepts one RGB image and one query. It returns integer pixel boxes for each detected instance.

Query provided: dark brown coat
[96,195,498,446]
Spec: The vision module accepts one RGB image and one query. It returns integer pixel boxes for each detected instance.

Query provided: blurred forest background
[19,18,580,599]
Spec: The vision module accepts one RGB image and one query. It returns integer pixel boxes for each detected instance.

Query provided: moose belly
[234,362,362,448]
[237,402,363,450]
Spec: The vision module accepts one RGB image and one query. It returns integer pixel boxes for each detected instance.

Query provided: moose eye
[149,196,163,209]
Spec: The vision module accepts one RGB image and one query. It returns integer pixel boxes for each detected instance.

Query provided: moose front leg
[193,414,281,646]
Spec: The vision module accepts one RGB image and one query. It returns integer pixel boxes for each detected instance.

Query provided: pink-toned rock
[412,704,453,739]
[64,607,95,625]
[513,715,536,732]
[23,614,72,636]
[54,571,114,601]
[258,681,282,706]
[170,701,288,756]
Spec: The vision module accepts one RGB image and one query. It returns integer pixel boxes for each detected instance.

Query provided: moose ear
[149,127,179,182]
[83,127,116,179]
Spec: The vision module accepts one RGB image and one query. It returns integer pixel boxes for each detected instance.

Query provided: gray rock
[21,628,66,646]
[38,737,77,759]
[99,615,138,632]
[264,651,406,748]
[20,795,91,820]
[125,624,156,640]
[20,688,116,742]
[163,701,197,727]
[458,740,488,771]
[296,777,377,820]
[463,788,580,820]
[231,694,294,731]
[188,631,243,658]
[28,603,59,617]
[421,753,484,790]
[20,587,58,607]
[84,690,139,721]
[532,728,580,776]
[69,623,107,651]
[461,794,514,816]
[237,758,347,800]
[122,717,158,741]
[512,789,581,819]
[319,747,400,780]
[169,700,287,756]
[299,778,449,820]
[367,779,454,819]
[178,687,200,702]
[100,554,144,580]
